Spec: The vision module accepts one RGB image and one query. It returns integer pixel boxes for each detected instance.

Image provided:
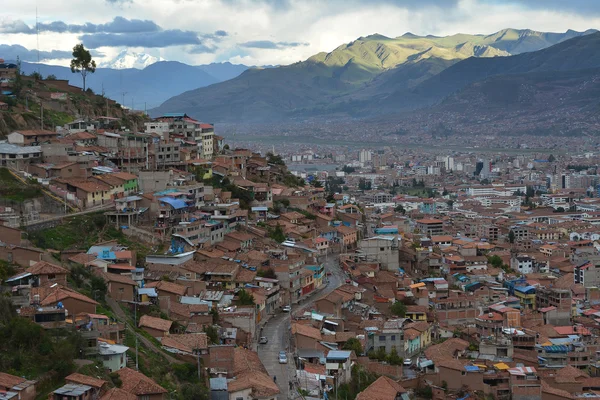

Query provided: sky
[0,0,600,67]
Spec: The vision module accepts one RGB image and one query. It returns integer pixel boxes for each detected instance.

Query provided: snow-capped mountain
[99,50,165,70]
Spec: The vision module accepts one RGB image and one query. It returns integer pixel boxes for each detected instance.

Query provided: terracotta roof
[145,280,187,296]
[13,129,58,136]
[291,322,322,341]
[100,388,138,400]
[34,285,99,306]
[336,225,357,235]
[554,365,589,383]
[232,347,268,376]
[541,380,573,399]
[26,261,69,276]
[356,376,406,400]
[161,333,208,353]
[116,368,167,395]
[65,373,106,389]
[0,372,25,389]
[424,338,469,363]
[103,272,136,286]
[68,253,97,265]
[138,315,172,332]
[227,371,280,398]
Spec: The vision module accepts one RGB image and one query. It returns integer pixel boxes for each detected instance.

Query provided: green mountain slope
[151,28,596,122]
[402,31,600,109]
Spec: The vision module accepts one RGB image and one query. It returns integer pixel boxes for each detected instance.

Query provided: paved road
[258,254,346,399]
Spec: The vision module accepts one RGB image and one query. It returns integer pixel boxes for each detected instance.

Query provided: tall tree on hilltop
[70,44,96,91]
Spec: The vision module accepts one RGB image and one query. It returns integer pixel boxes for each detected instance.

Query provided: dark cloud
[239,40,309,49]
[81,30,201,48]
[0,44,72,61]
[214,30,229,37]
[483,0,600,16]
[0,20,34,34]
[0,17,160,34]
[188,44,218,54]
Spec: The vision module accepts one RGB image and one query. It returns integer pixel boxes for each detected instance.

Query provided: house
[64,374,106,399]
[325,350,353,384]
[356,376,408,400]
[0,144,42,168]
[52,384,96,400]
[0,246,43,267]
[405,305,428,321]
[138,315,172,339]
[98,342,129,372]
[0,224,22,246]
[145,280,187,307]
[8,130,59,146]
[315,292,343,318]
[0,372,36,400]
[416,218,444,236]
[102,273,136,302]
[54,179,112,208]
[336,225,358,248]
[226,347,279,400]
[116,368,167,400]
[292,322,323,350]
[26,261,70,286]
[161,333,208,357]
[100,388,137,400]
[31,285,98,316]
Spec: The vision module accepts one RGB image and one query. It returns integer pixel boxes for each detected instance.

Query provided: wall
[0,224,22,245]
[108,282,134,302]
[141,326,168,339]
[355,357,403,379]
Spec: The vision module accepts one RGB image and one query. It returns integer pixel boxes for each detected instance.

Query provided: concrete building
[357,235,400,271]
[98,342,128,372]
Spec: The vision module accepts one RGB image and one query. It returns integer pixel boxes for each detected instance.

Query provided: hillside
[152,28,595,122]
[0,74,147,135]
[402,31,600,109]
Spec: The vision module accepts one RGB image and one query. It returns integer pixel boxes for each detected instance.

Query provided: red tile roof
[138,315,172,332]
[116,368,167,395]
[65,373,106,389]
[356,376,406,400]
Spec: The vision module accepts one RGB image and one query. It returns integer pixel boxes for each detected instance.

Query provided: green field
[0,168,42,202]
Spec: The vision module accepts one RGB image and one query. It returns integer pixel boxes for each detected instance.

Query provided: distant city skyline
[1,0,600,67]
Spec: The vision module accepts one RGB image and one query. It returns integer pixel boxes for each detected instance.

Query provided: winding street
[257,254,346,399]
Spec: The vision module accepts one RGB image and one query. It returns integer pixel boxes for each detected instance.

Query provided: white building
[358,149,372,164]
[98,342,129,372]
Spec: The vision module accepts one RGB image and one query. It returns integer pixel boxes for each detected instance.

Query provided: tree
[548,154,556,162]
[508,230,515,244]
[237,289,255,305]
[70,44,96,91]
[313,180,323,188]
[487,255,503,269]
[269,224,286,243]
[342,166,356,173]
[394,204,406,214]
[446,200,454,209]
[266,152,285,165]
[257,267,277,279]
[209,308,219,324]
[29,71,42,81]
[387,347,402,365]
[342,338,363,355]
[390,301,406,317]
[204,325,219,344]
[45,74,57,80]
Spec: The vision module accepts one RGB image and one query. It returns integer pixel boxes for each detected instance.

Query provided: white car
[278,351,288,364]
[282,305,292,312]
[403,358,412,366]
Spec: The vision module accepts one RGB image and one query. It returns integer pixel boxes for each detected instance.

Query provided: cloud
[80,30,201,48]
[239,40,309,49]
[0,44,72,61]
[105,0,132,3]
[214,30,228,37]
[188,43,218,54]
[483,0,600,16]
[0,19,34,34]
[0,17,160,34]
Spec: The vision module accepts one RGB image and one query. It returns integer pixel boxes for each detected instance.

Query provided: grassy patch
[0,168,42,202]
[29,212,152,259]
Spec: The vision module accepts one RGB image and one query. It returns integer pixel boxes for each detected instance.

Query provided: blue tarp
[159,197,188,209]
[514,285,536,294]
[464,365,480,372]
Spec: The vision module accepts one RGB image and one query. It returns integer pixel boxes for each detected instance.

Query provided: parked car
[403,358,412,366]
[326,272,332,276]
[282,305,292,312]
[345,279,351,284]
[278,351,288,364]
[259,337,268,344]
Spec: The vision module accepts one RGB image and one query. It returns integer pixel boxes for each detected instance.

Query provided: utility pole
[134,301,139,370]
[40,103,43,129]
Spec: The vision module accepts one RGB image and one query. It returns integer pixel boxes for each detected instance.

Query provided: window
[391,335,396,341]
[379,335,386,341]
[380,247,385,251]
[118,288,124,293]
[48,274,56,280]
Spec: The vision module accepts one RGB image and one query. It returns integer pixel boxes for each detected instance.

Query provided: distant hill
[19,61,250,111]
[152,28,596,121]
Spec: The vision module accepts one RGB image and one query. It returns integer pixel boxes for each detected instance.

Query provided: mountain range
[18,60,250,110]
[98,50,166,70]
[151,28,599,123]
